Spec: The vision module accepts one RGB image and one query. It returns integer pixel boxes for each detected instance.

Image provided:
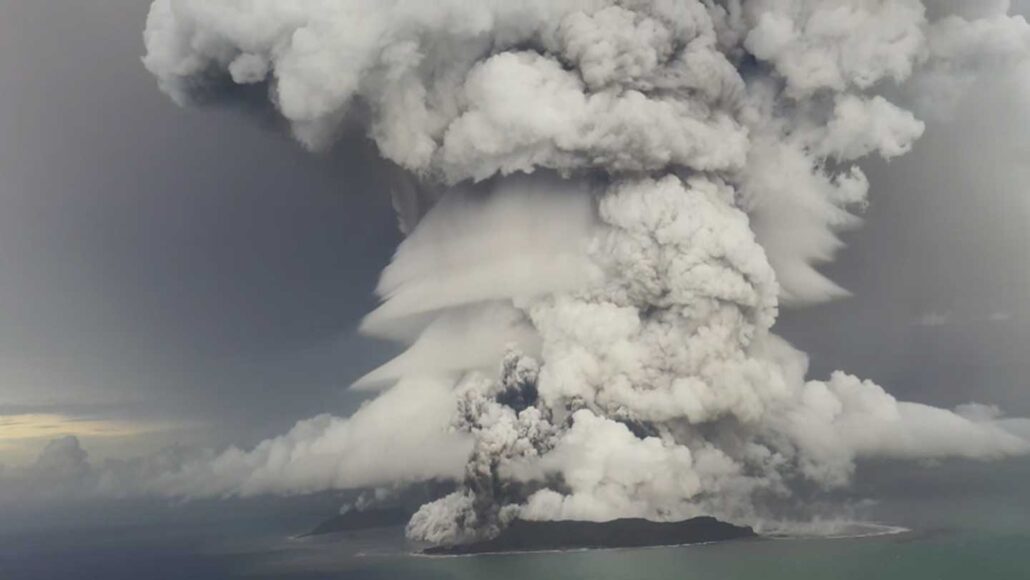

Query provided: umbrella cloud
[16,0,1021,545]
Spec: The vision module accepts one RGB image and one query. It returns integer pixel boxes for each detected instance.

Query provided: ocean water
[2,459,1028,579]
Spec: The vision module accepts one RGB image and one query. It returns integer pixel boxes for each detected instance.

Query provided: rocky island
[423,516,757,555]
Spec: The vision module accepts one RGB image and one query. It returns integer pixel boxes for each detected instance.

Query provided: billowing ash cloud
[125,0,1030,544]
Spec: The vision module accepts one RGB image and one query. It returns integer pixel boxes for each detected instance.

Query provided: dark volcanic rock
[302,507,410,537]
[423,516,757,555]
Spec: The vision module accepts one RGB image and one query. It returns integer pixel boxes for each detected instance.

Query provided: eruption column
[139,0,1030,544]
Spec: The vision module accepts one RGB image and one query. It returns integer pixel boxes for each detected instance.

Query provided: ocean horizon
[4,458,1027,580]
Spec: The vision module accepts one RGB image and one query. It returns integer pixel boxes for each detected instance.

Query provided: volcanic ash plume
[141,1,1030,543]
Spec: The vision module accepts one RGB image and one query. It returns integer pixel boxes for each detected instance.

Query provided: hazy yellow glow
[0,414,167,464]
[0,413,148,442]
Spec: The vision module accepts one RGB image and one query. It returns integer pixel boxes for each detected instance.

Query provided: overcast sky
[0,0,405,461]
[1,0,1029,464]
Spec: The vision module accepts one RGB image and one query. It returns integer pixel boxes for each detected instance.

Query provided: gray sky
[0,0,402,461]
[780,69,1030,417]
[1,0,1029,463]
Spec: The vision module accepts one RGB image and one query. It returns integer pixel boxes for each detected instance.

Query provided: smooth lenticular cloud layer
[7,0,1022,545]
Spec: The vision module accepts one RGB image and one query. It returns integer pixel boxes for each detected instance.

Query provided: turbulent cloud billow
[127,0,1030,544]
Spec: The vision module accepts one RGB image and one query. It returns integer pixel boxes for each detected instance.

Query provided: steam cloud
[61,0,1028,543]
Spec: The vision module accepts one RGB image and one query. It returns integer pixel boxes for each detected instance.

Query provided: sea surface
[2,458,1028,579]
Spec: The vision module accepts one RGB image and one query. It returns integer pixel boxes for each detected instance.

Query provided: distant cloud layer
[0,413,167,465]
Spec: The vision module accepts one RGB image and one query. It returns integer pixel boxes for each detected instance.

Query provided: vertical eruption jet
[142,1,1030,544]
